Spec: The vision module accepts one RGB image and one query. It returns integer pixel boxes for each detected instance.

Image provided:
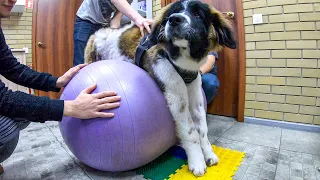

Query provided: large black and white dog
[84,0,236,176]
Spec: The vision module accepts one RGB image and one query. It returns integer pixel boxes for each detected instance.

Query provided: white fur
[180,12,191,24]
[171,49,206,71]
[165,23,170,40]
[173,39,189,47]
[94,24,134,63]
[187,75,219,166]
[152,59,218,176]
[182,0,189,9]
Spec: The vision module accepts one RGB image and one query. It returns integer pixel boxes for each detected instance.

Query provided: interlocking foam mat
[136,145,245,180]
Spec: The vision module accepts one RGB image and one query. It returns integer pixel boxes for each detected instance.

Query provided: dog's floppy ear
[210,8,237,49]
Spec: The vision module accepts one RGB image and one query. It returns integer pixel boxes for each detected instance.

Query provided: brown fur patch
[141,44,166,74]
[118,26,143,60]
[208,26,221,52]
[84,34,96,64]
[151,4,172,30]
[208,6,235,52]
[180,103,186,113]
[143,45,165,65]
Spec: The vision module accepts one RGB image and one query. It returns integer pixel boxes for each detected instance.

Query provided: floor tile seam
[45,124,93,180]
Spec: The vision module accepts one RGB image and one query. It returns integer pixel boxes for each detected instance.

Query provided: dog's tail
[84,34,96,64]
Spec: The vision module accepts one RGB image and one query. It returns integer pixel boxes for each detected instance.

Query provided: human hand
[133,16,153,36]
[64,84,121,119]
[56,64,87,88]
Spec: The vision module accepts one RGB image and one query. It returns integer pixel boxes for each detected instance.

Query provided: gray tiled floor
[221,123,282,148]
[1,115,320,180]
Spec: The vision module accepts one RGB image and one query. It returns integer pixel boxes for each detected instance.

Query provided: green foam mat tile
[136,152,186,180]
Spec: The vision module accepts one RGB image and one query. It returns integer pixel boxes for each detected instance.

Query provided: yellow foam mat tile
[167,145,245,180]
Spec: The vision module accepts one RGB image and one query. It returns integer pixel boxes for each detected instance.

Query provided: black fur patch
[152,49,169,92]
[165,41,181,60]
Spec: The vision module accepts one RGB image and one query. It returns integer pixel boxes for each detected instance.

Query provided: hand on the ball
[56,64,87,88]
[64,84,121,119]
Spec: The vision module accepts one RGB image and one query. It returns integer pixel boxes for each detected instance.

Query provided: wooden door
[162,0,245,121]
[206,0,242,118]
[32,0,83,99]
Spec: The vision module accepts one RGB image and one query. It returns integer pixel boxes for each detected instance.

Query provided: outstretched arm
[110,11,123,28]
[110,0,153,35]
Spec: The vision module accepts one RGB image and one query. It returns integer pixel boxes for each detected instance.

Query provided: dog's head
[149,0,236,62]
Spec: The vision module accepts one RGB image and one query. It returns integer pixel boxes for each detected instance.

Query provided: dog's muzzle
[166,13,191,40]
[168,14,187,27]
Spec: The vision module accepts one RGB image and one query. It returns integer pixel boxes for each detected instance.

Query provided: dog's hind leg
[187,74,219,166]
[152,60,206,177]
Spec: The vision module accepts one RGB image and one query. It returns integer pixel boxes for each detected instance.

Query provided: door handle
[222,11,235,19]
[37,42,44,47]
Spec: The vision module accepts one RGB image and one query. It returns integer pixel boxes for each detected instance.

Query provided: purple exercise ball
[59,60,207,172]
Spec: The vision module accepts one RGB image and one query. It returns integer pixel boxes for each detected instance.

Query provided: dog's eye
[193,12,200,18]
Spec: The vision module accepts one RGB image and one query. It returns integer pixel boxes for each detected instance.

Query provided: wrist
[64,101,75,117]
[132,13,142,23]
[56,77,63,88]
[199,70,203,76]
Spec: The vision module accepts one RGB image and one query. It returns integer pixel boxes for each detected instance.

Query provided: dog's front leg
[152,61,206,176]
[165,89,207,176]
[187,74,219,166]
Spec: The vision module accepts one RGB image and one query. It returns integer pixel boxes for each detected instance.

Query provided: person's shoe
[0,164,4,175]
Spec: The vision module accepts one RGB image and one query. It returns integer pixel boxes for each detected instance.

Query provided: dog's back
[84,24,143,64]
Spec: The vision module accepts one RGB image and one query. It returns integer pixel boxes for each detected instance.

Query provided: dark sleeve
[0,28,64,122]
[0,81,64,122]
[0,28,60,92]
[208,51,219,60]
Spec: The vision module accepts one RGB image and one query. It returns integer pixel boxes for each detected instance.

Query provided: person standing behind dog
[74,0,153,66]
[200,52,220,104]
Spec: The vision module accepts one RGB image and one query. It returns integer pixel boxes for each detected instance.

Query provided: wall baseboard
[244,117,320,133]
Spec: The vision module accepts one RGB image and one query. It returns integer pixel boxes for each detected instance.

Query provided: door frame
[31,0,39,96]
[31,0,38,74]
[161,0,246,122]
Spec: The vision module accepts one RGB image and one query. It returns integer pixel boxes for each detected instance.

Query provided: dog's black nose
[168,14,186,26]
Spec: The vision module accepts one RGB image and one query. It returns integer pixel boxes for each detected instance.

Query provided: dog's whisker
[160,25,165,31]
[157,30,165,41]
[157,33,164,41]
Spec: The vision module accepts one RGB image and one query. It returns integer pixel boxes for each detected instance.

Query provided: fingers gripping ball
[59,60,207,172]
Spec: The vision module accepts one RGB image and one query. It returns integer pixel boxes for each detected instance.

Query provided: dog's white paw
[188,157,207,177]
[204,150,219,166]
